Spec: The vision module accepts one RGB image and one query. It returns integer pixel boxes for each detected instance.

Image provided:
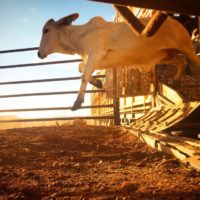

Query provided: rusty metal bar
[88,0,200,16]
[122,102,152,110]
[112,68,120,125]
[0,90,105,98]
[0,104,113,112]
[0,59,82,69]
[120,109,151,115]
[0,75,105,85]
[0,115,114,123]
[0,47,39,54]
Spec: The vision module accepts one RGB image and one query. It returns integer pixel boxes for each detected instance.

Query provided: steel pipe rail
[0,59,82,69]
[0,104,113,112]
[0,47,39,54]
[0,90,105,98]
[0,46,119,125]
[0,115,114,123]
[88,0,200,16]
[0,75,105,85]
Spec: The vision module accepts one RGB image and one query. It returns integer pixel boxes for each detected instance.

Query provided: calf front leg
[79,62,103,89]
[72,67,95,111]
[72,52,104,111]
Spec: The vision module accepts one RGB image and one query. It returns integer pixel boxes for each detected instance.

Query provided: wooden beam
[127,128,200,171]
[141,11,168,37]
[114,5,144,36]
[88,0,200,16]
[114,5,168,37]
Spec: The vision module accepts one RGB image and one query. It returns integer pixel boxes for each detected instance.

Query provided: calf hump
[88,16,106,27]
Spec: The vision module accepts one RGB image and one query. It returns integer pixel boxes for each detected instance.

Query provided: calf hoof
[71,99,83,111]
[94,79,103,89]
[90,79,103,89]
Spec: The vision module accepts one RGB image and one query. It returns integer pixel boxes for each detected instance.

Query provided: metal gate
[0,47,120,126]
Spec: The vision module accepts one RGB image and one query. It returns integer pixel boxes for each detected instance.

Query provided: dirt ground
[0,121,200,200]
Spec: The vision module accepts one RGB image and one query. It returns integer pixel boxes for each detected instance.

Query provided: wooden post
[113,68,120,125]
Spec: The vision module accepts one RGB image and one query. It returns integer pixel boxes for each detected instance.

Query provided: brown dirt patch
[0,123,200,199]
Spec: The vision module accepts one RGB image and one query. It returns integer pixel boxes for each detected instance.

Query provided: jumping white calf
[38,13,200,110]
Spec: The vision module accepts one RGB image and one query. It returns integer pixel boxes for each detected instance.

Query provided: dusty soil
[0,121,200,200]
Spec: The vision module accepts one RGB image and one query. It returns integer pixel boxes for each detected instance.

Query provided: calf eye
[43,29,49,34]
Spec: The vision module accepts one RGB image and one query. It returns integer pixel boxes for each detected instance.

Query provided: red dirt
[0,121,200,199]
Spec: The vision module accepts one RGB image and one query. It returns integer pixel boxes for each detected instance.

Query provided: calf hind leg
[159,54,186,87]
[171,55,186,87]
[72,52,106,111]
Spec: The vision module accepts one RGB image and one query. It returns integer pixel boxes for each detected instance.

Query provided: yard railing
[0,47,120,125]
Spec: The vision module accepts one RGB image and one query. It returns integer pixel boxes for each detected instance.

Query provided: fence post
[113,68,120,125]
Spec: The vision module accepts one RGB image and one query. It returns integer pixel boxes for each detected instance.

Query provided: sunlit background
[0,0,115,123]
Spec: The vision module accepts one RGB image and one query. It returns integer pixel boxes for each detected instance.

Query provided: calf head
[38,13,79,59]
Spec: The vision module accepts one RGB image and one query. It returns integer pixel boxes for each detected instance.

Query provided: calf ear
[57,13,79,26]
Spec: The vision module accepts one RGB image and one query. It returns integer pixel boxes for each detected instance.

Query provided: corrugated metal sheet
[131,101,200,133]
[105,67,151,98]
